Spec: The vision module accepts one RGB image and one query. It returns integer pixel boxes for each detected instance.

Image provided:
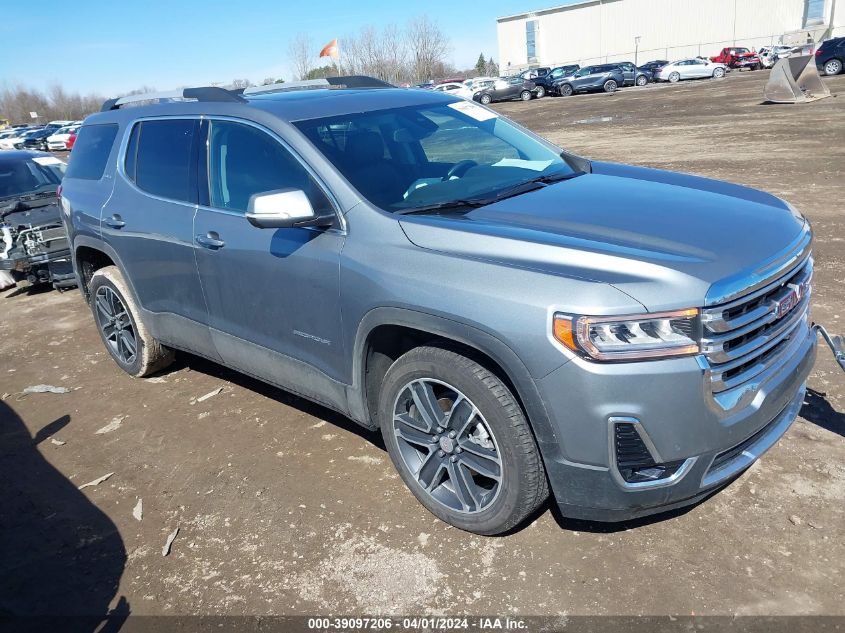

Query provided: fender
[347,306,563,457]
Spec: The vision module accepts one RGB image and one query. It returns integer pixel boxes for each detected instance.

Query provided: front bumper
[535,322,816,522]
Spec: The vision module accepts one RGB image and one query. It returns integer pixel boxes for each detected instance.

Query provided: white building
[497,0,845,72]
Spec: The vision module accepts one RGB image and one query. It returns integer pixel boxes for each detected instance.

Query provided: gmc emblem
[773,283,806,320]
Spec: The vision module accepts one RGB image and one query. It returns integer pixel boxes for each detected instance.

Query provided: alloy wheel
[392,378,503,514]
[669,72,681,83]
[94,285,138,365]
[535,86,545,98]
[636,75,648,86]
[825,59,842,75]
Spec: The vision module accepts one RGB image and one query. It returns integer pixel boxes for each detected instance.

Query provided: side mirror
[245,189,335,229]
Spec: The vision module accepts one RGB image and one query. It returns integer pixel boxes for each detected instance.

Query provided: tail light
[815,49,823,56]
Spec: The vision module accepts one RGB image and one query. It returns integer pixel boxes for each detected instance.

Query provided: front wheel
[479,93,492,105]
[89,266,174,377]
[520,90,532,101]
[635,75,648,86]
[535,85,545,98]
[559,84,573,96]
[379,346,549,535]
[603,79,618,93]
[668,71,681,83]
[713,67,726,78]
[824,59,843,75]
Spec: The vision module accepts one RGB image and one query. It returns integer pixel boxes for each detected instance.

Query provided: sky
[0,0,562,97]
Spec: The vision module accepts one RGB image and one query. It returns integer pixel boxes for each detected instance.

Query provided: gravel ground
[1,69,844,620]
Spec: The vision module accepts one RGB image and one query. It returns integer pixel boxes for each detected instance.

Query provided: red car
[711,47,761,70]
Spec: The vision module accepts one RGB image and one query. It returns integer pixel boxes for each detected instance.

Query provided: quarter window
[64,124,118,181]
[206,120,332,216]
[130,119,197,203]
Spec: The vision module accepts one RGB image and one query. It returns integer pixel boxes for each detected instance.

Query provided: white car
[655,58,727,82]
[0,128,34,150]
[759,46,795,68]
[46,125,80,151]
[432,82,475,100]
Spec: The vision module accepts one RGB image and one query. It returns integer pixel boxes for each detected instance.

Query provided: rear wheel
[824,59,843,75]
[713,67,726,78]
[535,85,546,98]
[603,79,618,93]
[479,93,492,105]
[520,90,532,101]
[635,75,648,86]
[668,71,681,83]
[89,266,174,377]
[379,346,548,535]
[560,83,573,96]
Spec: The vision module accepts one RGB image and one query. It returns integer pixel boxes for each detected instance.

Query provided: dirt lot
[1,70,844,620]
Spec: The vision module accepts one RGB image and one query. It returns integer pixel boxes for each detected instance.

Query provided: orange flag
[319,39,339,59]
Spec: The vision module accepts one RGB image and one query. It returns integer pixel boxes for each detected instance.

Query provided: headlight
[553,309,701,361]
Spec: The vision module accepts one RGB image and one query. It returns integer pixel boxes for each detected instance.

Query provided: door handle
[195,232,225,249]
[104,214,125,229]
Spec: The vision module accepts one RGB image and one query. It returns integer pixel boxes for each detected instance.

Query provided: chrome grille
[701,254,812,395]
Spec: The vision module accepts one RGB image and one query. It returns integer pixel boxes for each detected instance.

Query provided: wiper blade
[394,199,488,216]
[487,171,583,203]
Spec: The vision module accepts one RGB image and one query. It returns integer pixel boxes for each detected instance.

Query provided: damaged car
[0,151,76,289]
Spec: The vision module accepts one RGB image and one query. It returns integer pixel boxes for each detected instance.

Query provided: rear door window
[64,124,118,180]
[130,119,197,203]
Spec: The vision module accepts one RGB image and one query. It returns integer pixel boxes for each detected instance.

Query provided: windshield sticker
[32,156,63,166]
[492,158,554,172]
[447,101,498,121]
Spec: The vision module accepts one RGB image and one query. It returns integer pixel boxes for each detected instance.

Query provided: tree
[305,65,337,80]
[288,33,314,81]
[230,78,253,89]
[474,53,486,76]
[485,57,499,77]
[405,16,451,82]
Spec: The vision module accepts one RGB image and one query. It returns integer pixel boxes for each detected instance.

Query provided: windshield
[294,101,578,212]
[0,156,66,199]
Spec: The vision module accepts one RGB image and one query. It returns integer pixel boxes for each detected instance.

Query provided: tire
[535,85,545,98]
[479,93,492,105]
[603,79,618,93]
[713,67,726,78]
[89,266,174,377]
[520,90,532,101]
[635,75,648,86]
[379,345,549,535]
[668,71,681,83]
[559,83,573,97]
[824,59,843,76]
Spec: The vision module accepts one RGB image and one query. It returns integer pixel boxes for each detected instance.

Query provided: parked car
[615,61,653,86]
[640,59,669,73]
[553,64,624,96]
[0,128,37,151]
[62,79,827,535]
[655,59,727,82]
[65,130,78,151]
[759,45,795,68]
[473,77,537,104]
[532,64,580,97]
[0,151,75,288]
[20,128,54,152]
[815,36,845,76]
[710,47,761,70]
[517,67,551,80]
[47,125,80,151]
[432,82,474,100]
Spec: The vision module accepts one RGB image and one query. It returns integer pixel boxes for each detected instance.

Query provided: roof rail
[100,86,246,112]
[243,75,393,96]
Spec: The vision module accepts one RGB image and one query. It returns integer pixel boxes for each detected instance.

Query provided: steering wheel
[443,160,478,181]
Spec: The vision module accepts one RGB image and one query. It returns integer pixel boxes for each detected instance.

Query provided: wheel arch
[349,307,561,453]
[73,236,132,303]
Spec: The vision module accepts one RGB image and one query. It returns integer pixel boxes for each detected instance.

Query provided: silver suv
[61,77,829,535]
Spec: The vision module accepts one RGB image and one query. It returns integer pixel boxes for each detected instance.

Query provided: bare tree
[288,33,314,81]
[0,83,104,124]
[405,16,451,83]
[230,78,253,89]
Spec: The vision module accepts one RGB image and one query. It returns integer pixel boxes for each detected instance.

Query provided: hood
[398,161,807,311]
